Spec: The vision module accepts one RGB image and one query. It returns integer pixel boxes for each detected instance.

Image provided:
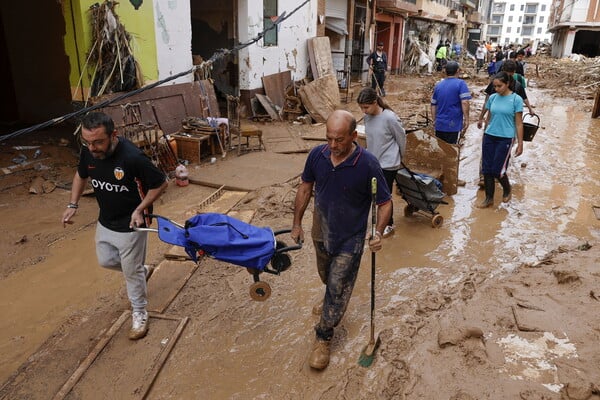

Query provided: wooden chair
[227,95,265,155]
[336,69,354,103]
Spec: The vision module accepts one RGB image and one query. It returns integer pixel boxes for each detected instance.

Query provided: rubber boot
[498,175,512,202]
[309,338,331,370]
[477,175,495,208]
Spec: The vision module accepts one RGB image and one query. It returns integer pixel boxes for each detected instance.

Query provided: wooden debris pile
[89,1,142,97]
[529,55,600,97]
[403,36,433,74]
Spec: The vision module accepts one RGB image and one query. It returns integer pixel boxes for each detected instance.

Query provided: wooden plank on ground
[164,245,191,261]
[193,190,248,214]
[53,312,188,400]
[52,311,130,400]
[1,158,50,175]
[147,260,198,313]
[298,74,340,123]
[592,89,600,118]
[262,71,292,110]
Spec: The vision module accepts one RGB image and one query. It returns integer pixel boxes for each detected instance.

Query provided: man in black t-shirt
[62,112,167,340]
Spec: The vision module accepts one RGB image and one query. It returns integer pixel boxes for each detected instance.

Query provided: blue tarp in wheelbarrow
[139,213,302,301]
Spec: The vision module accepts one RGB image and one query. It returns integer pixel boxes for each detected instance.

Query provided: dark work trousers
[313,240,364,341]
[435,130,460,145]
[371,71,386,94]
[382,169,398,226]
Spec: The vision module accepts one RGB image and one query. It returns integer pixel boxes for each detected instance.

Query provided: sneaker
[309,339,331,370]
[382,225,395,238]
[129,310,149,340]
[144,264,156,282]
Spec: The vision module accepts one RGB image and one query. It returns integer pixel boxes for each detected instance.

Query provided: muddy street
[1,74,599,399]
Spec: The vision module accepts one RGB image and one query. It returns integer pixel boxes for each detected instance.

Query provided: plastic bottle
[175,164,189,187]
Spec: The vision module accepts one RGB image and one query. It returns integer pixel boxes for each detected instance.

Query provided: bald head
[326,109,357,136]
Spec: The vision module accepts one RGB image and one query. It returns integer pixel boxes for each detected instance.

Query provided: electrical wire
[1,0,311,142]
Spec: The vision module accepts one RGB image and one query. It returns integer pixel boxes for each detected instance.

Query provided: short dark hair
[516,49,525,56]
[445,61,459,75]
[81,112,115,136]
[502,59,517,73]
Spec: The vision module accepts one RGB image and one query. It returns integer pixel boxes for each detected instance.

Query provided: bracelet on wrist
[67,202,79,209]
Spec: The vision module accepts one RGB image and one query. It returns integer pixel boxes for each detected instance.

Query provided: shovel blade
[358,336,381,367]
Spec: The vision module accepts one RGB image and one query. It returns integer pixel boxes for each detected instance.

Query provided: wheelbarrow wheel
[431,214,444,228]
[249,281,271,301]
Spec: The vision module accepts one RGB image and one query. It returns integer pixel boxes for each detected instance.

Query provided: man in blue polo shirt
[291,109,392,370]
[431,61,471,145]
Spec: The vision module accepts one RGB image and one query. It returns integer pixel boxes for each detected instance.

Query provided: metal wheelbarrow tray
[137,213,302,301]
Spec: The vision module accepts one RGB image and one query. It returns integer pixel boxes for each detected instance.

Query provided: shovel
[358,177,381,367]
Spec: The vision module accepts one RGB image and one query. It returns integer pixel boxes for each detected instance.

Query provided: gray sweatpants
[95,222,148,312]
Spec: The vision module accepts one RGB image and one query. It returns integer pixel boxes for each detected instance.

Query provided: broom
[358,177,381,367]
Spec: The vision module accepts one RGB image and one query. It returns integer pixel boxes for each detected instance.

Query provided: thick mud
[0,74,599,399]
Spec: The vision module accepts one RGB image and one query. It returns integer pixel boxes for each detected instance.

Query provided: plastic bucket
[522,113,539,142]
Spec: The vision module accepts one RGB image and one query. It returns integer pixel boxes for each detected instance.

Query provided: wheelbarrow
[136,213,302,301]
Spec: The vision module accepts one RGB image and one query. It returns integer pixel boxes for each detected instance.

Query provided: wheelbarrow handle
[132,227,159,233]
[273,228,303,251]
[276,243,303,253]
[132,213,182,233]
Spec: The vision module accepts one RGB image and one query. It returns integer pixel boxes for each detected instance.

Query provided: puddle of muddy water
[0,228,123,382]
[2,83,600,398]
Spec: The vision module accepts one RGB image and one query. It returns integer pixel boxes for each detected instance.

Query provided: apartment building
[548,0,600,57]
[486,0,553,46]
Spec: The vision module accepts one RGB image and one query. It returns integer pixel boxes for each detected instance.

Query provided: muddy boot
[498,175,512,202]
[309,338,331,370]
[476,175,495,208]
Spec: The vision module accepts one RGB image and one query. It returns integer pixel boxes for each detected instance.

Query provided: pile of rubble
[528,54,600,98]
